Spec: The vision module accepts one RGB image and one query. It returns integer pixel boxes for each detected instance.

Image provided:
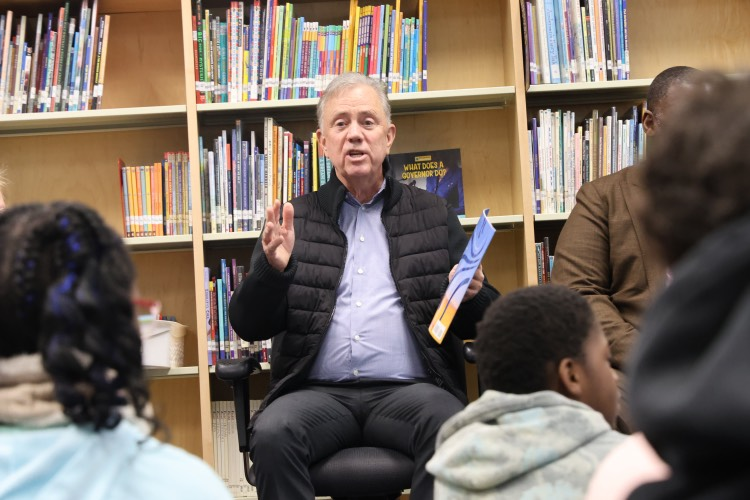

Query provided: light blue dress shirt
[308,182,428,382]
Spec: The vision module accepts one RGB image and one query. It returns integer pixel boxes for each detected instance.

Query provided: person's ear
[386,123,396,151]
[557,357,584,399]
[316,128,326,155]
[642,109,656,136]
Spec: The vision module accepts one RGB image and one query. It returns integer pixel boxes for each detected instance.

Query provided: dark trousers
[249,381,465,500]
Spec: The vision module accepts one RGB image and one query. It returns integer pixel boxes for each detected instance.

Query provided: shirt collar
[343,178,387,208]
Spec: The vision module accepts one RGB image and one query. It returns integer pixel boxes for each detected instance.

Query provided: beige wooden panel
[0,127,189,231]
[149,377,203,458]
[481,228,524,294]
[505,0,538,286]
[132,251,198,366]
[427,0,507,89]
[179,0,216,464]
[103,11,186,108]
[628,0,750,78]
[101,0,181,13]
[391,108,516,217]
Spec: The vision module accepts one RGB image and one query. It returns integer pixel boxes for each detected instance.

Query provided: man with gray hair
[229,72,499,499]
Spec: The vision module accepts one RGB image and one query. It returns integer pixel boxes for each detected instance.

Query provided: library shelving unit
[2,0,749,482]
[525,0,750,257]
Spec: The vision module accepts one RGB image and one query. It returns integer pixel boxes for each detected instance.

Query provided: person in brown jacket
[551,66,699,432]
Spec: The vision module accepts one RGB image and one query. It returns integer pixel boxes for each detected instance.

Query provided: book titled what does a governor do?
[388,148,465,216]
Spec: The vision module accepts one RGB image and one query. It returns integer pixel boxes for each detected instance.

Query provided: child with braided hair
[0,202,231,499]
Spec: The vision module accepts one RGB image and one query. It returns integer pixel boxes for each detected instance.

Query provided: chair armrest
[216,357,263,381]
[216,358,263,452]
[463,341,477,364]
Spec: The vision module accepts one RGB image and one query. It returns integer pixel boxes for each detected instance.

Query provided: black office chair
[216,357,413,500]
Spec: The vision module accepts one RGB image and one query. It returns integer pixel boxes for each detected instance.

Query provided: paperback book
[388,148,465,216]
[429,208,495,344]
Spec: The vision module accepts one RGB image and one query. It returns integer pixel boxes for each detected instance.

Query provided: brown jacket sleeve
[551,177,638,370]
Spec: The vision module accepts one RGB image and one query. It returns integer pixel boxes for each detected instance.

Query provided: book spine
[621,0,629,79]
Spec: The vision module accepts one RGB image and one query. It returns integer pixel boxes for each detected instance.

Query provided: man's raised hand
[262,200,295,271]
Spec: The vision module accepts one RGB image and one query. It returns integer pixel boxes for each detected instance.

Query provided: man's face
[317,85,396,193]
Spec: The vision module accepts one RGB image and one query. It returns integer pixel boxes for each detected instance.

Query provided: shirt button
[353,369,359,376]
[360,235,365,242]
[356,301,362,307]
[354,334,361,342]
[357,268,364,274]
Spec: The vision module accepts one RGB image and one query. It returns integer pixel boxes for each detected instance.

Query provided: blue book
[216,277,226,359]
[543,0,561,83]
[552,0,570,83]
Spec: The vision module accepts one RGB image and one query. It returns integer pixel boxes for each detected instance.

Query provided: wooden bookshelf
[146,366,201,379]
[0,105,188,136]
[534,213,569,223]
[2,0,748,484]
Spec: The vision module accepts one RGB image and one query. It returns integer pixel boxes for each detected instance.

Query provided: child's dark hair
[0,202,154,432]
[475,284,595,394]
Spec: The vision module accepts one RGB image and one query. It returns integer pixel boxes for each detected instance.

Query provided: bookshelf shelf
[526,79,653,107]
[534,213,570,223]
[388,87,516,113]
[0,105,188,136]
[203,231,262,244]
[145,366,201,380]
[124,234,194,252]
[196,87,515,125]
[462,215,523,231]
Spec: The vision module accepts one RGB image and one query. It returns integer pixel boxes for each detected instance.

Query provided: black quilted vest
[263,170,468,411]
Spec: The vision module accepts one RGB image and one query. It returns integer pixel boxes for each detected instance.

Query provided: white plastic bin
[140,320,187,368]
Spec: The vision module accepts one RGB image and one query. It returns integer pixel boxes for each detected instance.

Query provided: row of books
[535,236,553,284]
[528,106,644,214]
[523,0,630,85]
[204,259,272,366]
[191,0,427,103]
[212,400,261,497]
[0,1,110,114]
[117,153,193,238]
[198,118,331,234]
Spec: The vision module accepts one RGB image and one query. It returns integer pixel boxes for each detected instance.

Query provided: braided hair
[0,202,154,432]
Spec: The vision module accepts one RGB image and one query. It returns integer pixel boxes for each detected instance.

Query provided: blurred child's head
[0,202,152,431]
[641,72,750,266]
[476,284,619,425]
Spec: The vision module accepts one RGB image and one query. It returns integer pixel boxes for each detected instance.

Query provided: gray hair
[317,73,391,129]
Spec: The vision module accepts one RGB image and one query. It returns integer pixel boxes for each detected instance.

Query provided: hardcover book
[388,148,465,216]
